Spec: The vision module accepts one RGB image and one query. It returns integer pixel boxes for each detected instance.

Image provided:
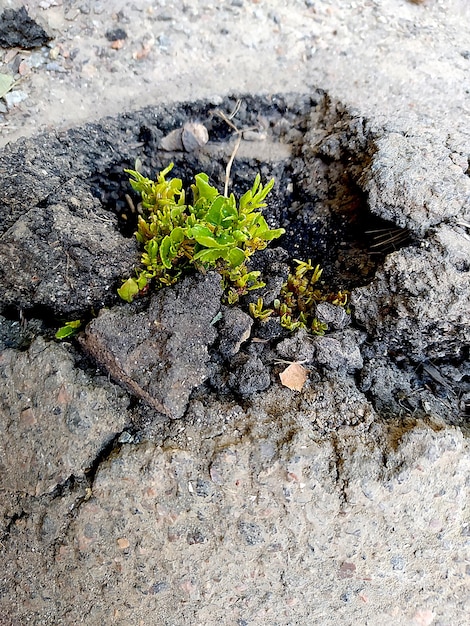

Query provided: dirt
[0,1,469,625]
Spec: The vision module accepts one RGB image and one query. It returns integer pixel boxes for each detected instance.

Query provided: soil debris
[0,7,51,50]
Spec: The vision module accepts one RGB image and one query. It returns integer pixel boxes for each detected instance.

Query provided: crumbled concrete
[0,1,469,622]
[0,197,137,316]
[0,337,129,496]
[362,132,470,234]
[217,306,253,359]
[275,328,315,362]
[2,418,467,625]
[351,230,470,362]
[228,353,271,397]
[80,273,222,419]
[312,329,365,373]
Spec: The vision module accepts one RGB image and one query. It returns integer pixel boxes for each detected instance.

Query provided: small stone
[117,431,133,444]
[117,537,130,549]
[218,307,253,358]
[238,521,264,545]
[157,34,172,50]
[228,353,271,396]
[4,90,28,108]
[182,122,209,151]
[156,11,174,21]
[242,129,267,141]
[186,530,206,545]
[338,561,356,579]
[390,555,405,570]
[45,62,67,72]
[256,317,286,341]
[276,329,315,362]
[315,302,350,330]
[105,28,127,42]
[149,581,169,594]
[160,128,184,151]
[313,330,364,373]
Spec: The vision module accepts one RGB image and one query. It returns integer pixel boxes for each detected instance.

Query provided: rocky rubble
[0,91,468,625]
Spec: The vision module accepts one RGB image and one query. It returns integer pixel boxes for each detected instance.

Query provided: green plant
[118,163,285,303]
[249,297,274,321]
[55,319,81,340]
[253,259,349,335]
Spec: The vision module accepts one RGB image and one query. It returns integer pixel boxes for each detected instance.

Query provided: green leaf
[160,236,173,269]
[206,196,226,225]
[194,173,218,202]
[169,226,185,244]
[136,273,149,290]
[0,74,14,99]
[146,238,159,261]
[252,215,285,240]
[228,247,245,267]
[232,229,248,242]
[118,277,140,302]
[158,162,175,181]
[189,225,226,248]
[55,320,81,340]
[192,248,226,264]
[262,227,285,240]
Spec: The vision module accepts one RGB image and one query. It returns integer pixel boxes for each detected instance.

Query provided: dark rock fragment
[105,28,128,42]
[0,337,129,496]
[315,301,351,330]
[228,352,271,397]
[80,273,222,418]
[217,306,253,358]
[312,329,364,373]
[0,200,137,316]
[275,329,315,362]
[0,7,51,50]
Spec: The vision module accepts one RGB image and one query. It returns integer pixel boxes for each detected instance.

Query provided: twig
[224,133,242,197]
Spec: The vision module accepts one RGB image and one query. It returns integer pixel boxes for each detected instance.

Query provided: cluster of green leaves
[249,259,349,334]
[118,163,285,303]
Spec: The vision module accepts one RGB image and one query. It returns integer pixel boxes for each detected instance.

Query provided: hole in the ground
[90,94,412,293]
[6,92,462,433]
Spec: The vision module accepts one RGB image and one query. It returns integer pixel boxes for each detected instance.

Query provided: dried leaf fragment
[279,362,308,392]
[0,74,14,99]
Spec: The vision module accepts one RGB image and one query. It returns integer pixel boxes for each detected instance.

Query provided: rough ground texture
[0,1,469,625]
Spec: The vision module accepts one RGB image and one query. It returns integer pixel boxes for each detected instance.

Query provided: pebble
[4,90,28,108]
[105,28,127,42]
[181,122,209,151]
[157,34,172,50]
[315,301,351,330]
[218,306,253,358]
[242,129,267,141]
[276,329,315,362]
[160,128,184,151]
[45,62,68,72]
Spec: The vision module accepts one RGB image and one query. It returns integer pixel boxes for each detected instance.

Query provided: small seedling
[252,259,349,335]
[118,163,285,303]
[55,319,81,340]
[249,297,274,321]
